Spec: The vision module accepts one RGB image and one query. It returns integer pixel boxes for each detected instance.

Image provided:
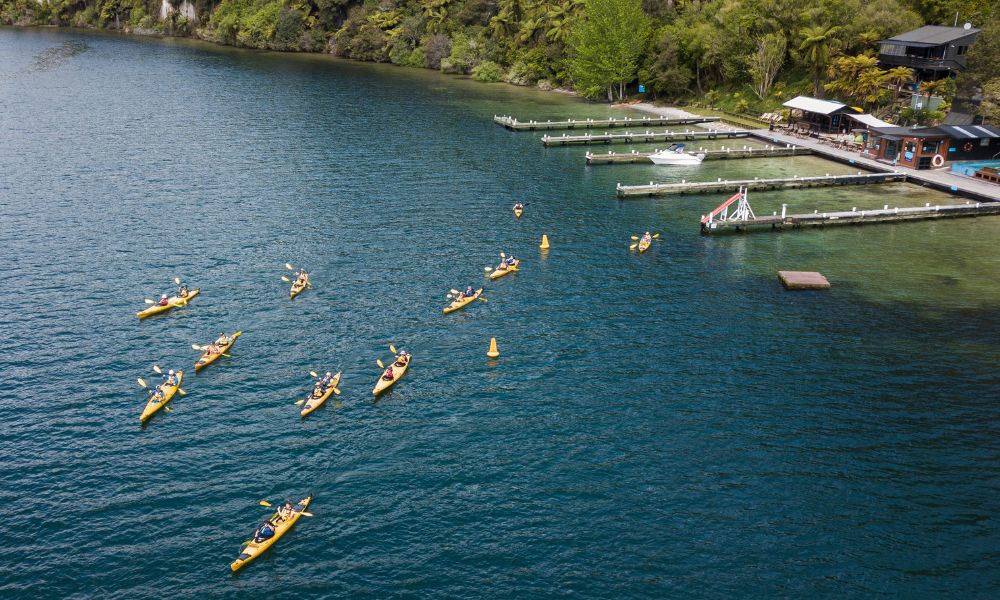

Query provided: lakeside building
[782,96,862,134]
[861,124,1000,169]
[878,25,981,80]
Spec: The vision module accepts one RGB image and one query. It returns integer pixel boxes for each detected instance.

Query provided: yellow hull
[443,288,483,314]
[373,355,410,396]
[638,239,651,253]
[300,372,341,417]
[514,207,523,219]
[140,371,183,422]
[231,496,311,572]
[195,331,242,372]
[489,260,519,280]
[290,281,306,299]
[136,289,200,319]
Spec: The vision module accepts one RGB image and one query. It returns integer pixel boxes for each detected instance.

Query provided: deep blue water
[1,28,999,599]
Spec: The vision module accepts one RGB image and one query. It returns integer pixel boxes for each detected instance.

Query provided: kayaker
[215,333,229,346]
[278,499,294,521]
[254,520,275,543]
[505,254,517,267]
[148,385,163,403]
[312,382,325,398]
[205,343,220,356]
[394,352,408,367]
[319,372,334,388]
[464,286,475,297]
[178,284,189,298]
[164,370,177,386]
[158,294,168,306]
[641,231,652,243]
[455,290,466,301]
[496,254,508,271]
[513,202,523,211]
[382,366,395,381]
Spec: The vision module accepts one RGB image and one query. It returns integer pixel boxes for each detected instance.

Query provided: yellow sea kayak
[230,496,312,573]
[290,278,308,300]
[139,371,183,423]
[513,206,523,219]
[373,354,411,396]
[136,289,200,319]
[195,331,242,372]
[300,372,341,417]
[638,238,651,253]
[489,260,519,280]
[443,288,483,314]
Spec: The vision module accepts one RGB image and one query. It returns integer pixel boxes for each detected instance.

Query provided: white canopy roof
[847,113,894,128]
[783,96,855,115]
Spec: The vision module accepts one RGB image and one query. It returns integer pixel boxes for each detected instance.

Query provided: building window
[982,138,990,147]
[921,140,939,153]
[880,43,905,56]
[957,46,968,56]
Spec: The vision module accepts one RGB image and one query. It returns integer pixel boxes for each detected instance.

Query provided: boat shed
[938,124,1000,162]
[862,124,1000,169]
[783,96,862,134]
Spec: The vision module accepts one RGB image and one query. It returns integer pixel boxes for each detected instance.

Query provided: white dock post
[781,204,787,218]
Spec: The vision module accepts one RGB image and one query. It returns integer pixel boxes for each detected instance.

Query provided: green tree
[568,0,651,101]
[798,24,841,98]
[748,32,786,100]
[980,78,1000,124]
[884,66,914,105]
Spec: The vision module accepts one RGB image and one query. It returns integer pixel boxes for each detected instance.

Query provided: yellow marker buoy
[539,234,550,250]
[486,337,500,358]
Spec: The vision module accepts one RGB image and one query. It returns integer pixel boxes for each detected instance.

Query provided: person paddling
[641,231,652,244]
[254,520,275,543]
[464,286,475,297]
[505,254,517,267]
[496,253,509,271]
[513,202,523,212]
[158,294,168,306]
[178,284,189,298]
[164,369,177,386]
[394,352,409,367]
[215,332,230,347]
[278,499,294,521]
[382,366,395,381]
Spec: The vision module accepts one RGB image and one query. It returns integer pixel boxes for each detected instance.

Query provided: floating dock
[701,201,1000,234]
[616,172,905,198]
[542,129,751,147]
[778,271,831,290]
[586,145,812,165]
[494,114,719,131]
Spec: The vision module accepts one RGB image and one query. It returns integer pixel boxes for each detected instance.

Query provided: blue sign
[638,84,645,93]
[904,151,914,161]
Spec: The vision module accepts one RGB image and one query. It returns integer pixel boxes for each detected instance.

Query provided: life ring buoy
[963,142,974,152]
[931,154,944,167]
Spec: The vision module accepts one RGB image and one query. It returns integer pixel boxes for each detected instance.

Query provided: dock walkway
[617,172,905,198]
[701,201,1000,234]
[543,129,752,147]
[494,114,719,131]
[751,130,1000,202]
[587,145,812,165]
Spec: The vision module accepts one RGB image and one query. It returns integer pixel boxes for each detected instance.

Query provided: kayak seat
[238,553,251,560]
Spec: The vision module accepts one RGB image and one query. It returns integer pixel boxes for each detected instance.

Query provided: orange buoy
[486,337,500,358]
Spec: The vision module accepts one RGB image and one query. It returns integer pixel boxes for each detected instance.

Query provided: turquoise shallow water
[1,28,999,599]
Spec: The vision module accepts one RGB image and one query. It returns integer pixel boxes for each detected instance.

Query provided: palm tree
[920,78,948,109]
[799,24,841,98]
[883,66,914,105]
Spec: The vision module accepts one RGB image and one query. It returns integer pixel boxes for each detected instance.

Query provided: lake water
[1,27,998,599]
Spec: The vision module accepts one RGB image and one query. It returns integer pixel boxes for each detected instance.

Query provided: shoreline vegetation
[2,0,997,121]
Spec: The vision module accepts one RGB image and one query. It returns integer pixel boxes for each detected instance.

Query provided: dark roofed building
[782,96,862,134]
[861,124,1000,169]
[878,25,981,80]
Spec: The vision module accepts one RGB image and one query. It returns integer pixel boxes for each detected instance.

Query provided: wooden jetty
[701,201,1000,234]
[542,129,752,147]
[586,145,812,165]
[616,172,905,198]
[494,114,719,131]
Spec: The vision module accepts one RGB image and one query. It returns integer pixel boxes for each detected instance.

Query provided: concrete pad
[778,271,831,290]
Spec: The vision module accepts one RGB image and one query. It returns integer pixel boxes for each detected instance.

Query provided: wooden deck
[617,172,905,198]
[542,129,752,147]
[494,114,719,131]
[586,145,812,165]
[701,201,1000,234]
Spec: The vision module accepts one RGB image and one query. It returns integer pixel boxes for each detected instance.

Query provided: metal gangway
[701,187,754,228]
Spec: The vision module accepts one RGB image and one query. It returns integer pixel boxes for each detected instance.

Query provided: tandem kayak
[136,289,200,319]
[638,238,651,253]
[443,288,483,314]
[373,354,411,396]
[290,278,308,300]
[300,372,342,417]
[195,331,242,372]
[230,495,312,573]
[489,260,519,280]
[139,371,183,423]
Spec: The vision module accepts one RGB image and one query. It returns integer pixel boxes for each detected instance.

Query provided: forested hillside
[3,0,997,118]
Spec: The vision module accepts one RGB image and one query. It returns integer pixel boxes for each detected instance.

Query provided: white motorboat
[648,143,706,165]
